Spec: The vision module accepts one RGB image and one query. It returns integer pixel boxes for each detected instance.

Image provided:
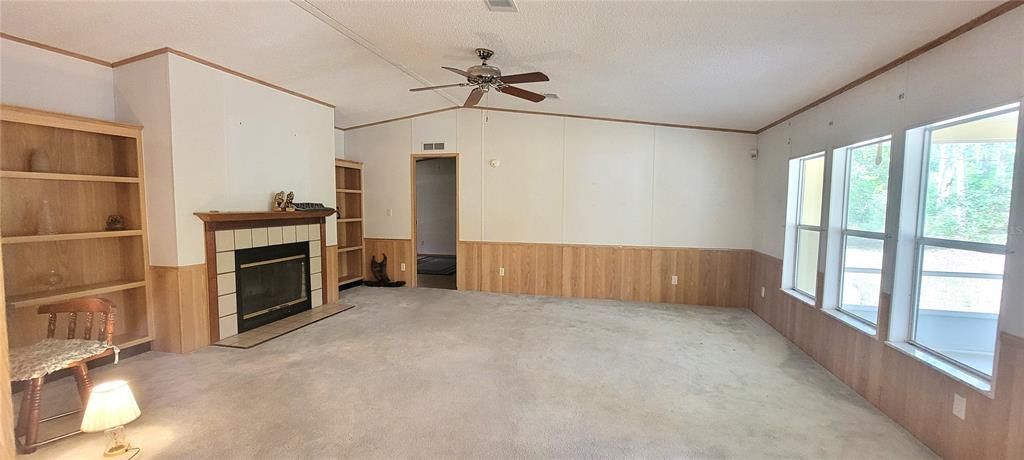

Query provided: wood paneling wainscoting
[0,240,17,457]
[150,265,210,353]
[749,251,1024,459]
[363,238,415,286]
[459,241,751,308]
[324,244,340,303]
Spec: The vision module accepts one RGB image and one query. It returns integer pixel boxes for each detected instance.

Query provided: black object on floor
[366,254,406,287]
[417,255,457,275]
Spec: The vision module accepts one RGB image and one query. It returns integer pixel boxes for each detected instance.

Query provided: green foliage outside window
[846,142,891,233]
[924,142,1016,245]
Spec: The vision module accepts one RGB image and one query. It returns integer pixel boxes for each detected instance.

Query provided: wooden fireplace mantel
[195,210,335,223]
[195,210,336,231]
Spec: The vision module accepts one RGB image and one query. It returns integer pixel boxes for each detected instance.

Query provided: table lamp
[80,380,141,457]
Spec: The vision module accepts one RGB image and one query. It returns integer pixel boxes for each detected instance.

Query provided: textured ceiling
[0,0,450,127]
[0,1,1001,130]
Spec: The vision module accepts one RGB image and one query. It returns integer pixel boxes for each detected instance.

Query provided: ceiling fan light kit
[409,48,550,107]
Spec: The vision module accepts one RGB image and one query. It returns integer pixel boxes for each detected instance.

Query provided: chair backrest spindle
[38,298,116,345]
[47,314,57,339]
[98,312,108,342]
[83,312,94,340]
[66,312,77,339]
[104,310,115,344]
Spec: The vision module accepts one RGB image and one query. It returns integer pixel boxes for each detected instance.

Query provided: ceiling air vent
[485,0,518,13]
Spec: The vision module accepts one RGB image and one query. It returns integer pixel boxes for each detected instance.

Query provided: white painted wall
[415,158,456,255]
[166,55,337,265]
[752,9,1024,336]
[335,129,345,159]
[456,109,484,241]
[653,127,756,249]
[481,110,566,244]
[563,119,654,246]
[1,37,114,120]
[343,119,412,240]
[115,53,337,266]
[113,54,176,266]
[345,108,758,249]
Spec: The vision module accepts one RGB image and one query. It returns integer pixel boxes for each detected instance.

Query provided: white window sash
[833,138,892,326]
[905,106,1018,378]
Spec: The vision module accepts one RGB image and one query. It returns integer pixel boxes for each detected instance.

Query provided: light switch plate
[400,263,406,272]
[670,275,678,285]
[952,393,966,420]
[761,286,766,298]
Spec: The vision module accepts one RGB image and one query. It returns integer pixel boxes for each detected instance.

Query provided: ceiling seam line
[289,0,462,107]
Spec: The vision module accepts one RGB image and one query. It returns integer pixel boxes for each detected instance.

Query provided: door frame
[410,153,460,288]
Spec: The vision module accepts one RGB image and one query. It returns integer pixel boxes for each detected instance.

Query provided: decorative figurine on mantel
[285,192,295,211]
[272,191,296,212]
[273,191,285,211]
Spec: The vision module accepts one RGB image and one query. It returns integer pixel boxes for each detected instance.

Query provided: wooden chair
[10,298,116,454]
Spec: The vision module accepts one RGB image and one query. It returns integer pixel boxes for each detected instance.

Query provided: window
[836,138,892,326]
[909,104,1019,377]
[788,153,826,298]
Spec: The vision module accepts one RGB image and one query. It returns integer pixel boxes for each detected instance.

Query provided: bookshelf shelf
[335,159,364,287]
[1,105,153,349]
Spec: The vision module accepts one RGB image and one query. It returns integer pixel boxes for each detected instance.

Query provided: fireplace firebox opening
[234,242,312,332]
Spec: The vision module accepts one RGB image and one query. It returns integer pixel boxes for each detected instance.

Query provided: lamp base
[103,426,131,457]
[103,443,130,457]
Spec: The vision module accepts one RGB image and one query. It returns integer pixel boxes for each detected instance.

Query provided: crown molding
[113,48,335,109]
[1,33,112,67]
[472,106,756,134]
[756,1,1024,134]
[339,107,461,131]
[340,105,756,134]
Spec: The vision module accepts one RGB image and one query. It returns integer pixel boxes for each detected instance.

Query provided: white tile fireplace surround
[213,224,324,340]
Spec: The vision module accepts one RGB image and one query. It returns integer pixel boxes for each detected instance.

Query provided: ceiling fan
[409,48,550,107]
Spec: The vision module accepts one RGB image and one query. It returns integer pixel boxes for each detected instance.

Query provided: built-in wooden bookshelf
[1,105,153,349]
[335,159,364,287]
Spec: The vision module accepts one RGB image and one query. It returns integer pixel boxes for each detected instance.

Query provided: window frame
[790,152,826,299]
[906,104,1019,379]
[835,137,892,327]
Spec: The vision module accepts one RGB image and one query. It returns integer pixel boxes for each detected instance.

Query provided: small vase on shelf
[29,149,51,173]
[44,269,64,290]
[37,200,59,235]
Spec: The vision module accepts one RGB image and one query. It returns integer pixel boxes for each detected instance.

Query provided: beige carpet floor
[16,287,935,459]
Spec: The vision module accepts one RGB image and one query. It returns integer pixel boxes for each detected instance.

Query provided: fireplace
[197,210,335,342]
[234,242,312,333]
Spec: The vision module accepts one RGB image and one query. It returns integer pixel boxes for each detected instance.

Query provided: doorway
[412,154,458,289]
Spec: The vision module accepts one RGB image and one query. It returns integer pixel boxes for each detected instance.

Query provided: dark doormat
[417,255,456,275]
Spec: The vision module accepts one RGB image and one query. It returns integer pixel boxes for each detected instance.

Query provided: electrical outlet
[670,275,678,285]
[952,393,966,420]
[761,286,766,298]
[498,267,505,276]
[400,263,406,272]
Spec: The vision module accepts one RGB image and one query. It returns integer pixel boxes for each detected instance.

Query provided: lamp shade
[81,380,141,432]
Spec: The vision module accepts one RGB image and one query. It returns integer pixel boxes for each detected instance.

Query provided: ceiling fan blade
[410,83,468,92]
[498,72,549,84]
[442,66,472,78]
[464,88,485,107]
[498,85,546,103]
